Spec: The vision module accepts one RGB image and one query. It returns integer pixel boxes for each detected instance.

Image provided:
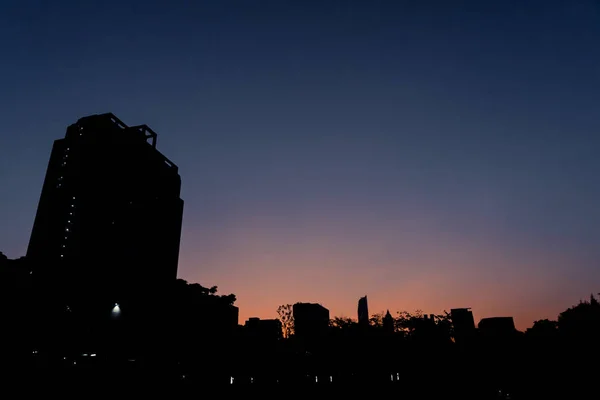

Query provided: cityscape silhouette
[1,113,599,398]
[1,2,600,398]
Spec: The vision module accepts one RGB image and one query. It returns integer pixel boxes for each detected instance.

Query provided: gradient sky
[1,0,599,330]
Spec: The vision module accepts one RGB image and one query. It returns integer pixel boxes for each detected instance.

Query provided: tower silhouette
[27,113,184,307]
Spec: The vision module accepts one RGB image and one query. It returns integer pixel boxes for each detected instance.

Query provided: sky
[1,0,599,331]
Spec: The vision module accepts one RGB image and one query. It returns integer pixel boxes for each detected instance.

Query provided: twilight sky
[1,0,599,330]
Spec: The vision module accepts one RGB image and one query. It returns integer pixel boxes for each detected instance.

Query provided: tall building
[358,295,369,325]
[27,113,184,306]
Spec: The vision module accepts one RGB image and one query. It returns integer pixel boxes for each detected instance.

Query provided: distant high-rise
[358,295,369,325]
[27,113,184,304]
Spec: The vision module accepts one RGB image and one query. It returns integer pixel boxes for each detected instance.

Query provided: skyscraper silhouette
[358,295,369,326]
[27,113,184,307]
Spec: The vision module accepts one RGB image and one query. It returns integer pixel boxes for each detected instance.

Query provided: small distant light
[230,377,234,384]
[90,353,96,357]
[32,350,38,354]
[72,196,75,199]
[65,228,69,232]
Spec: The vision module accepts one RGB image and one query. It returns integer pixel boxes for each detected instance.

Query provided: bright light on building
[111,303,121,317]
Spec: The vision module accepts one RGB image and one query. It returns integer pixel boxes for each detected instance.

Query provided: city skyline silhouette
[1,113,599,397]
[2,0,600,333]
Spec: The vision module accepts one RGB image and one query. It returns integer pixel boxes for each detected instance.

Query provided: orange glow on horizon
[177,213,598,333]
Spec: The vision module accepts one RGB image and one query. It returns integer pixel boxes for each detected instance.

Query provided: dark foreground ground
[3,364,589,399]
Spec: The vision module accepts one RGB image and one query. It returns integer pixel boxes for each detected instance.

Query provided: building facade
[27,113,184,308]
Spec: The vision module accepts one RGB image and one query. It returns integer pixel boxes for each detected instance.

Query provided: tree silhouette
[329,316,356,331]
[369,312,384,327]
[526,319,558,336]
[557,293,600,340]
[277,304,294,338]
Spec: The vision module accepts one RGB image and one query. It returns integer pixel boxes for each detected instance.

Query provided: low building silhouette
[244,318,283,341]
[293,302,330,340]
[478,317,516,336]
[450,308,476,344]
